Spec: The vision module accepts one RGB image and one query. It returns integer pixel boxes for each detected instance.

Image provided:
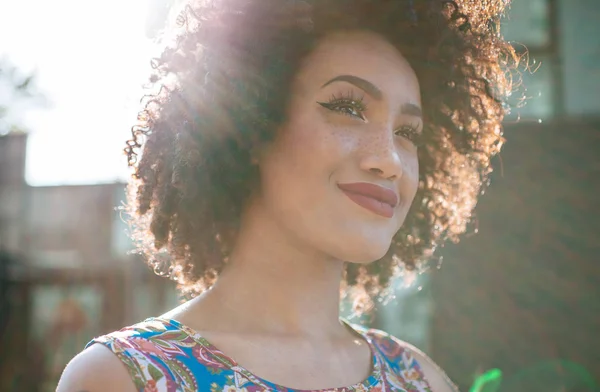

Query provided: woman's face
[257,31,422,263]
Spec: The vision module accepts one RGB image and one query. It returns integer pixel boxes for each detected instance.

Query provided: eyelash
[394,123,422,145]
[316,92,423,146]
[317,91,367,120]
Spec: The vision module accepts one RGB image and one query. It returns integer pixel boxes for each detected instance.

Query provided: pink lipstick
[337,182,399,218]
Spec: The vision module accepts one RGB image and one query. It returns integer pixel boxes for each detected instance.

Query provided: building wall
[0,132,27,253]
[0,133,139,390]
[429,1,600,388]
[430,120,600,390]
[24,184,119,270]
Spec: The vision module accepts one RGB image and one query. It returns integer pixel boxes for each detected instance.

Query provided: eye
[317,92,367,121]
[394,124,423,146]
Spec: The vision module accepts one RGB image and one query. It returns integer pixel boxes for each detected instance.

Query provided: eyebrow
[399,102,422,118]
[322,74,383,100]
[321,74,422,118]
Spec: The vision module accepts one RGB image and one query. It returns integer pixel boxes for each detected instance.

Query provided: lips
[337,182,399,218]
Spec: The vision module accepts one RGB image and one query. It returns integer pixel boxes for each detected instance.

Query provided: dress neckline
[147,316,383,391]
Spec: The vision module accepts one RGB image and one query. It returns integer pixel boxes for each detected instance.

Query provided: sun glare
[0,0,155,186]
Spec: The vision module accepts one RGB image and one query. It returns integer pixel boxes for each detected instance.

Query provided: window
[502,0,600,119]
[501,0,557,121]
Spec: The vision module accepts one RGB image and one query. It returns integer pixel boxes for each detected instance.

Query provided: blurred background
[0,0,599,391]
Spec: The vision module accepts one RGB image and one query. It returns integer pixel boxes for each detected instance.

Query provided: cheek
[268,112,353,181]
[397,151,419,207]
[407,153,419,185]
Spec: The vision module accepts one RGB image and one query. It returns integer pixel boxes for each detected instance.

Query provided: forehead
[294,30,421,104]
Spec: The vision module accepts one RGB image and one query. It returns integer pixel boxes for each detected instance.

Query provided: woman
[58,0,515,390]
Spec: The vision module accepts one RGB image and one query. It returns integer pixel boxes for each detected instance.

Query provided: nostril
[369,167,397,181]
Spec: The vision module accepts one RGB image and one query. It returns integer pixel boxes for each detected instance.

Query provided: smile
[337,182,399,218]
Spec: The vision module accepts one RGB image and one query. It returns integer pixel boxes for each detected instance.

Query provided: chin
[334,239,392,264]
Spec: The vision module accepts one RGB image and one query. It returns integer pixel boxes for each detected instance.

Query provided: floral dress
[86,317,434,392]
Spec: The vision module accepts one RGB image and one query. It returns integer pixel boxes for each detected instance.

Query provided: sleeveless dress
[86,317,435,392]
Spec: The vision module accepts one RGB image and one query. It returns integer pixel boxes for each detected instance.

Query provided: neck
[194,196,347,337]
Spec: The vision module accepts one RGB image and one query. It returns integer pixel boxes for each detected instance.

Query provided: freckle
[330,126,348,139]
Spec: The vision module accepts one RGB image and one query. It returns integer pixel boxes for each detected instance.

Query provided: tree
[0,58,45,135]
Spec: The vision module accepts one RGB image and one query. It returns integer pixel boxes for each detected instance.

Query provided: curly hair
[125,0,517,304]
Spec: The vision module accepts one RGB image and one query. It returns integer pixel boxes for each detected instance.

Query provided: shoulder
[56,343,137,392]
[57,318,177,392]
[362,326,459,392]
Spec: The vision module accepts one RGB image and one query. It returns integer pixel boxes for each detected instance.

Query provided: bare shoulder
[366,328,459,392]
[56,343,137,392]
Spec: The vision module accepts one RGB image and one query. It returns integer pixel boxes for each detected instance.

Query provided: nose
[358,132,404,181]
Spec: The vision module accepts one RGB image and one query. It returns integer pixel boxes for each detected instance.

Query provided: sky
[0,0,154,186]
